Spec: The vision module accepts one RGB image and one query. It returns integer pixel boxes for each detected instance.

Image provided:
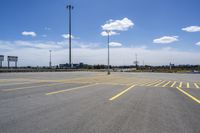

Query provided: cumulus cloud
[153,36,179,44]
[102,18,134,31]
[109,42,122,47]
[62,34,75,39]
[195,42,200,46]
[22,31,37,37]
[101,31,119,36]
[182,26,200,32]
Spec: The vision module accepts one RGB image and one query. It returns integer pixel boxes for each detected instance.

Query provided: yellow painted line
[0,81,43,86]
[146,80,161,86]
[194,83,200,89]
[179,82,183,88]
[140,81,152,86]
[137,81,152,86]
[162,81,171,87]
[97,82,127,86]
[141,81,152,85]
[154,80,166,87]
[176,87,200,104]
[170,81,177,88]
[46,83,98,95]
[2,82,65,92]
[0,78,27,82]
[109,84,136,101]
[187,82,190,88]
[52,75,106,83]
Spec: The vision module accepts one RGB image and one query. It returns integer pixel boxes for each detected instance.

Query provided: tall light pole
[49,50,52,68]
[135,53,138,69]
[106,30,111,75]
[136,54,138,68]
[66,4,74,68]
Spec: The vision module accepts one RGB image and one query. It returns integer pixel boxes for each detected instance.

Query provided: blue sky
[0,0,200,66]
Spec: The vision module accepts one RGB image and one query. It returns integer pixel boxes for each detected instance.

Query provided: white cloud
[182,26,200,32]
[101,31,119,36]
[109,42,122,47]
[22,31,37,37]
[195,42,200,46]
[153,36,179,44]
[102,18,134,31]
[1,40,200,66]
[62,34,74,39]
[1,40,63,50]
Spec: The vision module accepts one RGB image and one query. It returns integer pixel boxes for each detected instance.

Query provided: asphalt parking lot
[0,72,200,133]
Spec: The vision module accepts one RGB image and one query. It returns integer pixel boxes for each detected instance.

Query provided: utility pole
[49,50,52,68]
[106,30,111,75]
[66,4,74,68]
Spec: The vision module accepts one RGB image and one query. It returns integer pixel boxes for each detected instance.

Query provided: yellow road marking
[170,81,177,88]
[179,82,183,88]
[0,79,30,83]
[143,81,154,85]
[46,83,98,95]
[2,82,65,92]
[0,81,44,86]
[187,82,190,88]
[95,82,128,86]
[162,81,171,87]
[176,87,200,104]
[137,81,152,86]
[154,80,165,87]
[52,75,108,83]
[194,83,200,89]
[146,80,161,86]
[109,84,135,101]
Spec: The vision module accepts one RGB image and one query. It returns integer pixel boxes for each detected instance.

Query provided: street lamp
[49,50,52,68]
[106,30,111,75]
[66,4,74,68]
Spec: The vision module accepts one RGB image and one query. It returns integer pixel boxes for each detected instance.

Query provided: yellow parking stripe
[46,83,98,95]
[136,81,152,86]
[109,84,135,101]
[194,83,200,89]
[154,80,165,87]
[186,82,190,88]
[179,82,183,88]
[146,80,161,86]
[170,81,177,88]
[162,81,171,87]
[2,82,65,92]
[176,87,200,104]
